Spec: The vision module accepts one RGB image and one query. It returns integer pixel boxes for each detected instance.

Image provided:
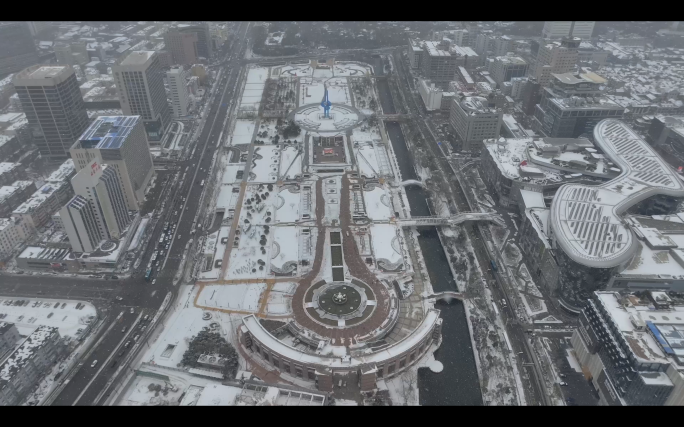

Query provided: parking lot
[0,297,97,339]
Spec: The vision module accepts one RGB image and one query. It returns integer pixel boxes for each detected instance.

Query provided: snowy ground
[355,143,381,178]
[271,226,299,270]
[370,224,403,265]
[227,185,280,280]
[216,185,238,212]
[279,146,302,180]
[140,285,243,370]
[312,67,334,78]
[199,226,230,280]
[351,125,381,142]
[275,188,300,223]
[299,81,325,106]
[249,145,280,182]
[266,282,296,316]
[363,187,393,221]
[221,164,246,185]
[231,120,256,146]
[276,64,313,78]
[0,297,97,339]
[266,32,283,45]
[240,68,268,110]
[332,62,372,77]
[325,78,351,106]
[197,283,265,312]
[322,176,342,226]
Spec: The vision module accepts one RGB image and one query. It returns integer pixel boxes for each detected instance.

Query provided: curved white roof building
[550,119,684,268]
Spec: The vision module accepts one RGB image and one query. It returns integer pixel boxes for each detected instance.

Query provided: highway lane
[48,21,253,405]
[51,308,143,406]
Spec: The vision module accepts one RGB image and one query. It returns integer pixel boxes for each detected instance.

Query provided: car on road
[121,327,126,333]
[152,279,157,285]
[130,308,135,314]
[91,360,98,368]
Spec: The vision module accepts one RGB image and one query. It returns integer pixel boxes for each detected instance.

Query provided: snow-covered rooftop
[550,119,684,268]
[0,326,60,382]
[594,292,684,368]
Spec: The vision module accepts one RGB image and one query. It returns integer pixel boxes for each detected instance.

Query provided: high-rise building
[112,51,170,142]
[71,115,153,211]
[529,38,580,87]
[421,41,459,83]
[532,72,624,138]
[0,23,39,77]
[59,195,101,253]
[12,65,89,159]
[177,23,213,59]
[449,95,503,151]
[488,56,528,86]
[167,66,191,118]
[66,159,130,250]
[542,21,595,40]
[163,30,199,66]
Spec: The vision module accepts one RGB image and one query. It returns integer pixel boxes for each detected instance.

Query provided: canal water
[378,72,483,405]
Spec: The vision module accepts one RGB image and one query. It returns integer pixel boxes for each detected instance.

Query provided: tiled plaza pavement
[290,174,392,343]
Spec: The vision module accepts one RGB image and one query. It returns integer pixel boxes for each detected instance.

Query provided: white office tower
[542,21,595,40]
[69,159,130,243]
[59,195,101,253]
[167,66,190,117]
[112,51,170,142]
[71,116,153,211]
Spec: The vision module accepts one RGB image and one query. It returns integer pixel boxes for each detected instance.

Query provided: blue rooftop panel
[78,115,141,150]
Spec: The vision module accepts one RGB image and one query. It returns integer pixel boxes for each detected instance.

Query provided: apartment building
[0,322,20,360]
[0,326,64,406]
[0,180,35,217]
[0,217,32,258]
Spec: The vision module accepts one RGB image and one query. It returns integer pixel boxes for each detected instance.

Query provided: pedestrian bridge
[397,212,505,227]
[426,291,465,302]
[377,114,411,122]
[390,179,426,189]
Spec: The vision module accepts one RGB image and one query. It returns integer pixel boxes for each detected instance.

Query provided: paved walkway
[290,173,391,343]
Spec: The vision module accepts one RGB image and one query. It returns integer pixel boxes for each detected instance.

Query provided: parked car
[559,381,568,386]
[91,360,98,368]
